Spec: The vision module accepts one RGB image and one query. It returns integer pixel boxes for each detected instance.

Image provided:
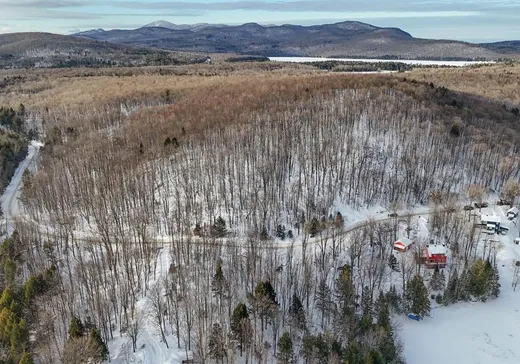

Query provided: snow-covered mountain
[74,28,106,37]
[141,20,228,31]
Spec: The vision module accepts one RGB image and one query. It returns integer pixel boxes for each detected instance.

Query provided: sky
[0,0,519,42]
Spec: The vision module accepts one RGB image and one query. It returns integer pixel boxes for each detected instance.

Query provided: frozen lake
[269,57,494,67]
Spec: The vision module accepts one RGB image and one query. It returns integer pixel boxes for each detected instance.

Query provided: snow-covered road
[0,140,43,236]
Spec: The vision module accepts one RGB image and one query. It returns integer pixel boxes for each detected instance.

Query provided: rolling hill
[75,21,520,60]
[0,32,207,68]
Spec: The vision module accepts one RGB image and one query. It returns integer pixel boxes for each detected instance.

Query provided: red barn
[424,244,447,268]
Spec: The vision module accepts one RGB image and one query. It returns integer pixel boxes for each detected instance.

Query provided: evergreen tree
[406,275,430,316]
[315,279,334,329]
[288,293,306,332]
[490,265,500,298]
[275,225,286,240]
[346,341,363,364]
[364,349,384,364]
[302,334,330,363]
[389,254,398,272]
[466,259,497,301]
[443,269,459,305]
[212,216,228,238]
[429,266,443,291]
[193,223,203,237]
[305,218,320,237]
[259,226,269,240]
[277,332,293,364]
[229,303,252,357]
[253,281,278,330]
[359,286,374,333]
[208,323,226,363]
[440,269,446,290]
[335,266,356,318]
[334,212,345,228]
[89,327,109,361]
[360,286,373,317]
[254,281,277,304]
[375,292,391,332]
[386,285,401,313]
[10,319,29,357]
[18,352,33,364]
[211,260,229,302]
[68,316,85,339]
[379,330,398,363]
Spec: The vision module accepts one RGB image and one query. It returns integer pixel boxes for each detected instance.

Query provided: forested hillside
[0,63,519,363]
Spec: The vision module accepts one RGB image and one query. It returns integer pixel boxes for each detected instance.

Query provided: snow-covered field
[399,206,520,364]
[269,57,494,67]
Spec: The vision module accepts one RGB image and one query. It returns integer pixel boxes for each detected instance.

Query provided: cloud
[0,0,89,8]
[0,24,12,34]
[111,0,517,13]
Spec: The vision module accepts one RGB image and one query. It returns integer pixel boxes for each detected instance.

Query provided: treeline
[227,56,270,63]
[304,61,413,72]
[0,53,210,70]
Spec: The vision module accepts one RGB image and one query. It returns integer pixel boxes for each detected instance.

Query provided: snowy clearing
[268,57,494,67]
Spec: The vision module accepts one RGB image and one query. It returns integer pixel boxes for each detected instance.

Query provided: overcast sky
[0,0,519,42]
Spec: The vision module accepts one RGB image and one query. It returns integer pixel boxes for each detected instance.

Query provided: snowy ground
[398,206,520,364]
[268,57,494,67]
[109,246,190,364]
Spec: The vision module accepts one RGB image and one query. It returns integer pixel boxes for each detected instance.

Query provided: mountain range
[74,20,520,60]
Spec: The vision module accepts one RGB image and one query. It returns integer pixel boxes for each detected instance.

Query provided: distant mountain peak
[143,20,176,29]
[141,21,228,31]
[327,21,379,30]
[75,28,105,36]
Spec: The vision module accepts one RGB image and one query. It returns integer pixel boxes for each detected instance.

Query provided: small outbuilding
[425,244,447,268]
[394,237,413,252]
